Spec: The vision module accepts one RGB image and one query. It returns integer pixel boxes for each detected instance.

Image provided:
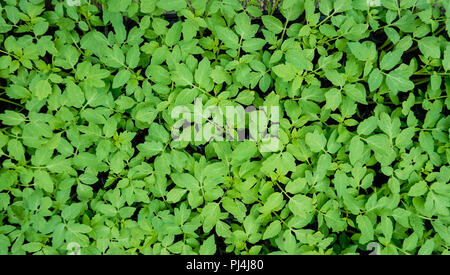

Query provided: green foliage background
[0,0,449,255]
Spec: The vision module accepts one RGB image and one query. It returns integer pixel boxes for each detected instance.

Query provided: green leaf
[231,141,257,166]
[324,70,345,87]
[263,220,282,240]
[235,90,254,105]
[235,12,255,39]
[365,134,391,156]
[380,50,402,71]
[156,0,186,11]
[0,110,25,126]
[260,192,284,213]
[408,181,428,197]
[22,242,43,253]
[357,117,378,136]
[344,83,367,104]
[33,21,49,36]
[202,202,220,233]
[34,170,54,193]
[262,16,283,34]
[165,22,182,47]
[324,88,342,110]
[112,69,131,89]
[395,127,415,148]
[216,26,239,49]
[65,81,85,108]
[171,173,200,190]
[97,204,117,217]
[368,68,383,91]
[108,0,131,12]
[141,0,156,13]
[280,0,304,21]
[68,223,92,233]
[380,215,393,243]
[418,239,435,255]
[272,63,297,81]
[402,233,418,251]
[418,37,440,59]
[194,58,212,90]
[32,79,52,100]
[356,215,374,244]
[385,70,414,93]
[242,38,266,52]
[349,136,364,165]
[319,0,332,15]
[288,195,314,218]
[443,46,450,71]
[381,0,398,10]
[199,236,216,255]
[137,141,164,158]
[172,63,193,86]
[348,42,370,61]
[431,221,450,245]
[62,203,84,220]
[210,66,230,84]
[334,0,352,12]
[418,131,434,153]
[126,45,140,69]
[305,131,327,152]
[167,188,187,203]
[324,208,347,232]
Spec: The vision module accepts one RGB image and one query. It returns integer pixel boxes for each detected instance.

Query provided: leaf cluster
[0,0,449,255]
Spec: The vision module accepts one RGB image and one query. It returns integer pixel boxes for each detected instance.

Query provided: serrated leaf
[216,26,239,49]
[263,220,282,240]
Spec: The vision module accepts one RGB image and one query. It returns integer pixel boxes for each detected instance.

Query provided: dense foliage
[0,0,449,255]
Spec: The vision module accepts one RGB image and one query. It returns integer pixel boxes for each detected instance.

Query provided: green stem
[0,98,23,107]
[236,36,243,59]
[278,20,289,48]
[270,0,280,16]
[186,0,194,13]
[313,11,336,30]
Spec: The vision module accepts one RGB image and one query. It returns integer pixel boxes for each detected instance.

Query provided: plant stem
[0,98,23,107]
